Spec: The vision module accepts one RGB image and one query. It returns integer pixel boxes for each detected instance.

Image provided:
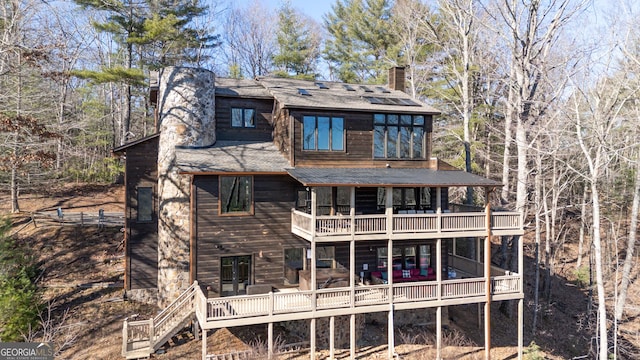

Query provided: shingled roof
[175,140,290,174]
[258,77,440,114]
[287,168,502,187]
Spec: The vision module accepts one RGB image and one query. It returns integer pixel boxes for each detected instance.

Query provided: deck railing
[124,275,522,357]
[291,209,522,239]
[202,275,521,322]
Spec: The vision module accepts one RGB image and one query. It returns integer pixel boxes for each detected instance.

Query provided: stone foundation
[126,288,158,306]
[281,315,365,349]
[157,67,216,307]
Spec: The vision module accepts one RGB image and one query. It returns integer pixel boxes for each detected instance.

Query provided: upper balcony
[291,208,522,242]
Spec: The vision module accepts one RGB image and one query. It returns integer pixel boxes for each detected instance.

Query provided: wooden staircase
[122,281,201,359]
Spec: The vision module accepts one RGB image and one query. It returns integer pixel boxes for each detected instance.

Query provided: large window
[376,187,432,211]
[137,187,153,222]
[219,176,253,215]
[231,108,256,128]
[377,245,432,270]
[373,113,425,159]
[303,116,344,151]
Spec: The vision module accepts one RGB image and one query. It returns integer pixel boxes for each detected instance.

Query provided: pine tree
[324,0,400,83]
[72,0,216,145]
[272,1,321,80]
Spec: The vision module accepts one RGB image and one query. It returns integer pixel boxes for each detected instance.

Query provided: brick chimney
[388,66,405,92]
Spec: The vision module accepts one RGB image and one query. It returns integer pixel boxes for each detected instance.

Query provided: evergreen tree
[272,1,321,80]
[72,0,216,145]
[0,219,41,341]
[324,0,400,83]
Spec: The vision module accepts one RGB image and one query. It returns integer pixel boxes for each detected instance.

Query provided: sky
[231,0,335,22]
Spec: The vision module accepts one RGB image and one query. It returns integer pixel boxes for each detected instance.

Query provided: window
[284,248,305,284]
[231,108,256,128]
[377,187,431,211]
[137,187,153,222]
[377,245,430,270]
[220,176,253,215]
[303,116,344,151]
[373,113,425,159]
[316,246,335,268]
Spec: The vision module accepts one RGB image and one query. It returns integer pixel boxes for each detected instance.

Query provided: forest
[1,0,639,359]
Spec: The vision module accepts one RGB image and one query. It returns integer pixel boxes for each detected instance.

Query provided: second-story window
[373,113,425,159]
[231,108,256,128]
[303,116,344,151]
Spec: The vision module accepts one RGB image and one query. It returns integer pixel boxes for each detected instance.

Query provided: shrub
[574,266,590,288]
[524,341,545,360]
[0,219,41,341]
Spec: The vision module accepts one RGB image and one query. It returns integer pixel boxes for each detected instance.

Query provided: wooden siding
[288,109,434,168]
[125,137,159,290]
[194,175,307,297]
[215,97,274,141]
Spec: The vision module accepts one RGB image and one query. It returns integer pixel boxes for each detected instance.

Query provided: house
[115,67,525,359]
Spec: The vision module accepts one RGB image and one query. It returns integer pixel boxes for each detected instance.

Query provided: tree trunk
[576,185,588,269]
[614,157,640,321]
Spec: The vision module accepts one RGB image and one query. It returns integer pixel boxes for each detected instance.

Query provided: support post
[484,187,493,360]
[310,318,316,360]
[388,304,395,359]
[330,316,335,359]
[436,306,442,360]
[350,314,356,359]
[518,298,523,359]
[268,322,273,359]
[201,329,207,360]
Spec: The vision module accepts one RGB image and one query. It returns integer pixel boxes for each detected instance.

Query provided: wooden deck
[123,275,522,357]
[291,209,523,241]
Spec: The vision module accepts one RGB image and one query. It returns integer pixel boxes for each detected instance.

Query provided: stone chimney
[388,66,406,92]
[156,67,215,306]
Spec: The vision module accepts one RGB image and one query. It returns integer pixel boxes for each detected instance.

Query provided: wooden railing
[123,281,203,358]
[201,276,522,322]
[124,275,522,358]
[291,209,522,239]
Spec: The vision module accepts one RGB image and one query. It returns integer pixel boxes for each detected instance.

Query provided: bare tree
[222,0,276,78]
[569,61,637,360]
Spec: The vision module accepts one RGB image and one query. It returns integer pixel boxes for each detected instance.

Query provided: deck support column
[484,187,493,360]
[518,298,523,360]
[201,329,207,360]
[388,304,395,359]
[436,306,442,360]
[310,188,317,360]
[436,237,442,360]
[518,234,524,360]
[310,318,316,360]
[268,322,273,359]
[350,314,356,359]
[330,316,335,360]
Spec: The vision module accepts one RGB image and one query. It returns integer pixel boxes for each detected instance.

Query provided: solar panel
[315,82,329,89]
[363,96,421,106]
[343,84,356,91]
[298,88,312,96]
[359,85,374,93]
[376,86,391,93]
